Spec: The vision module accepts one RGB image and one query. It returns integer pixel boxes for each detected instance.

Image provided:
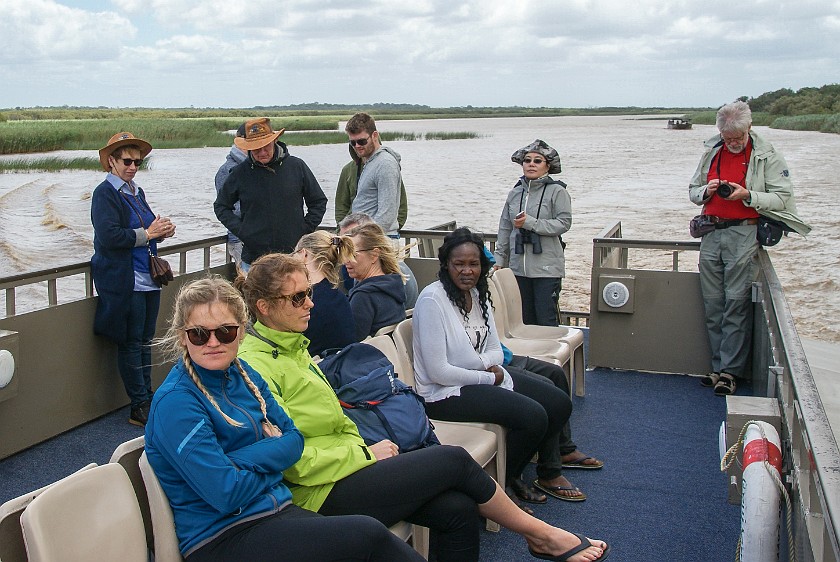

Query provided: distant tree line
[741,84,840,115]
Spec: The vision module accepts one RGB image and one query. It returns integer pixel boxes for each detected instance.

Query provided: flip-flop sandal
[529,532,611,561]
[533,479,587,502]
[505,487,536,515]
[561,456,604,470]
[508,479,547,504]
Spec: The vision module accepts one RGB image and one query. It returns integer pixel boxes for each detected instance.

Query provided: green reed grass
[0,157,149,173]
[0,117,339,155]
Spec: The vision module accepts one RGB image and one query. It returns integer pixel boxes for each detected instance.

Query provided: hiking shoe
[129,400,151,426]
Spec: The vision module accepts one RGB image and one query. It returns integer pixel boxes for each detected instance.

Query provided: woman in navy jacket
[90,132,176,426]
[145,277,423,561]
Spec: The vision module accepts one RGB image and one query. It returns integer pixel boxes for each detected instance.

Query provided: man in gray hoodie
[345,113,402,237]
[214,123,247,266]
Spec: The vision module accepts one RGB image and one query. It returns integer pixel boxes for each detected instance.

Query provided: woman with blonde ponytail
[294,230,357,356]
[145,276,424,562]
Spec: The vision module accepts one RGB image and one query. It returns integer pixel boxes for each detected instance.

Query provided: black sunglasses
[522,157,544,164]
[278,286,313,308]
[185,325,240,346]
[349,136,371,147]
[120,158,144,167]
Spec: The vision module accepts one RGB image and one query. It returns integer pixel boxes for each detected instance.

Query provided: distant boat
[667,117,692,129]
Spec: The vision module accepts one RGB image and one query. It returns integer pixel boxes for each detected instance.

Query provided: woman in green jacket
[235,253,609,562]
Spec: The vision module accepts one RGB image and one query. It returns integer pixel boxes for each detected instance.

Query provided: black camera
[514,229,542,254]
[717,182,734,198]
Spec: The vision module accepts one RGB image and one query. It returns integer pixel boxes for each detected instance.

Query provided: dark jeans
[508,355,577,456]
[424,370,570,484]
[187,504,423,562]
[320,446,497,562]
[515,276,562,326]
[117,290,159,407]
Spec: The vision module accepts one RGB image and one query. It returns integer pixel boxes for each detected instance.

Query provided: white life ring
[739,421,782,562]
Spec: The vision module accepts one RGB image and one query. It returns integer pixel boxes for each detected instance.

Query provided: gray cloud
[1,0,838,108]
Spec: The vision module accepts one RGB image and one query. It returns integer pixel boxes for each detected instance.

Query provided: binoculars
[514,229,542,254]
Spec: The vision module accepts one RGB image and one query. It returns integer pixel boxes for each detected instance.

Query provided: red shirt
[704,142,759,220]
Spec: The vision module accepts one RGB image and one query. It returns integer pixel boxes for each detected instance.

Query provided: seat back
[373,322,399,337]
[138,451,184,562]
[490,267,524,335]
[0,463,97,562]
[20,463,147,562]
[109,436,153,550]
[391,319,417,388]
[487,274,512,338]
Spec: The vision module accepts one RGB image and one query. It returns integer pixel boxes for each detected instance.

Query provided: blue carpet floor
[478,367,744,561]
[1,368,744,562]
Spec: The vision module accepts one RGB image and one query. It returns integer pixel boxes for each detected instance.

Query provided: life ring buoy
[739,421,782,562]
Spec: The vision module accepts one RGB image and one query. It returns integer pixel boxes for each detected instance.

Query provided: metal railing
[0,236,229,317]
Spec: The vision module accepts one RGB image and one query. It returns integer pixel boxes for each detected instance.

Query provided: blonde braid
[235,358,269,421]
[183,350,243,427]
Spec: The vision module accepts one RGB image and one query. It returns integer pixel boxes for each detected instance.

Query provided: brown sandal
[700,373,720,387]
[714,373,736,396]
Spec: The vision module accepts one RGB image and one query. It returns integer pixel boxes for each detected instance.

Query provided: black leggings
[320,445,497,562]
[507,355,577,456]
[186,503,423,562]
[424,369,571,483]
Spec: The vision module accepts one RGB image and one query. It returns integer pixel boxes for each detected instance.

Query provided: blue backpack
[318,342,439,453]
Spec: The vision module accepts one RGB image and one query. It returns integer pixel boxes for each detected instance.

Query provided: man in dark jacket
[214,117,327,268]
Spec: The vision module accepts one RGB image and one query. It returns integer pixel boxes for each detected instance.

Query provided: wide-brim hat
[99,132,153,171]
[234,117,286,151]
[511,139,562,174]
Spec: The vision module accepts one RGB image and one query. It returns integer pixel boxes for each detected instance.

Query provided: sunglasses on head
[119,158,144,167]
[522,157,544,165]
[185,325,240,346]
[278,286,313,308]
[349,137,370,147]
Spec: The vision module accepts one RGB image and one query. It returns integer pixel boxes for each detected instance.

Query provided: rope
[721,420,795,562]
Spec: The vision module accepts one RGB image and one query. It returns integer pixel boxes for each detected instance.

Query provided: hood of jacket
[368,145,402,169]
[349,273,406,304]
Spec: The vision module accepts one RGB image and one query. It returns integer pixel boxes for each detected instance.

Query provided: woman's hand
[513,211,527,229]
[262,420,283,438]
[369,439,399,460]
[487,365,505,385]
[148,215,176,240]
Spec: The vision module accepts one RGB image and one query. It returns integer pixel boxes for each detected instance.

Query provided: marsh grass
[0,117,339,155]
[0,156,149,173]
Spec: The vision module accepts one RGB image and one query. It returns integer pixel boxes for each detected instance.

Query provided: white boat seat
[138,451,184,562]
[490,268,586,396]
[0,463,97,562]
[20,463,147,562]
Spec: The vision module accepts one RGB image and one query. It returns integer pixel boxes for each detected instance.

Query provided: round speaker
[602,282,630,308]
[0,349,14,389]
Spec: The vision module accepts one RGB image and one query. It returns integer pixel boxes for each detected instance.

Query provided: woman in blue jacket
[144,277,423,561]
[90,132,176,426]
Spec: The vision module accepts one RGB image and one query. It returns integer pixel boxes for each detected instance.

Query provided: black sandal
[714,373,736,396]
[508,478,547,504]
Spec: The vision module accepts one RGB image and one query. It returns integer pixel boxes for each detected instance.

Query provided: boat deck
[1,336,744,562]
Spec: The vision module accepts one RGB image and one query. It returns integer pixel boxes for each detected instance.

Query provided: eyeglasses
[277,286,313,308]
[185,325,240,346]
[721,132,748,144]
[119,158,144,167]
[349,136,371,147]
[522,157,544,165]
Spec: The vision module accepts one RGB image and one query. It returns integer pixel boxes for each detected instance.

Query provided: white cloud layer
[1,0,838,107]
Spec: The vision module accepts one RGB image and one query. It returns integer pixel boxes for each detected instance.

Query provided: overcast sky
[2,0,839,109]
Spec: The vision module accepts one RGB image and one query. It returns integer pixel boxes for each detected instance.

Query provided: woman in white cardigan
[413,227,581,511]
